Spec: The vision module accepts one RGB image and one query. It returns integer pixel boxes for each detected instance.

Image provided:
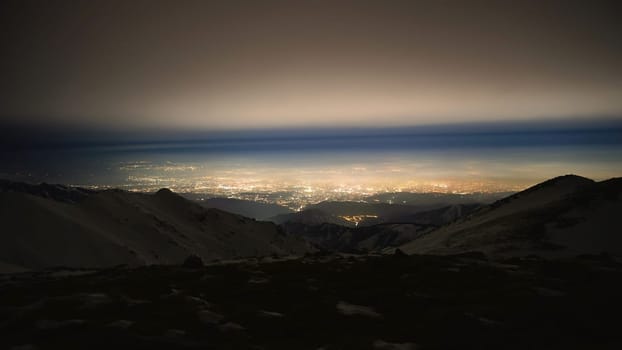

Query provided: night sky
[1,0,621,130]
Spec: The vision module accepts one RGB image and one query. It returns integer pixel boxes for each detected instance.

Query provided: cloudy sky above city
[1,0,621,130]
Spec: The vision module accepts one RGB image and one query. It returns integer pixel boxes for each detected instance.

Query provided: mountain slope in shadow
[0,182,312,271]
[192,197,293,220]
[269,201,486,227]
[400,175,622,256]
[280,222,430,252]
[270,209,354,226]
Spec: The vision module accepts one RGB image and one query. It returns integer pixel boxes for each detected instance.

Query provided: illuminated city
[70,159,534,210]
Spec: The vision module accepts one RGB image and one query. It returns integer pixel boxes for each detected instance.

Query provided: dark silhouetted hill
[400,175,622,256]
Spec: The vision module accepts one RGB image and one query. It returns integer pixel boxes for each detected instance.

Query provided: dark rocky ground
[1,253,622,350]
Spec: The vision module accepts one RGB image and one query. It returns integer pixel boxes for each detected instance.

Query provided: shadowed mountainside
[0,182,312,271]
[400,175,622,257]
[269,201,486,227]
[278,203,481,252]
[279,222,430,253]
[270,209,355,227]
[189,197,293,220]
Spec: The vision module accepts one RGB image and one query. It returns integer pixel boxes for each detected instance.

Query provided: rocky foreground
[1,253,621,350]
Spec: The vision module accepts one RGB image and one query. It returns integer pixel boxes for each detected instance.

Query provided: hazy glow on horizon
[1,0,621,129]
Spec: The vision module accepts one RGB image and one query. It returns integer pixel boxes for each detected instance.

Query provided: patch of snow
[258,310,284,318]
[336,301,382,318]
[373,339,418,350]
[218,322,245,332]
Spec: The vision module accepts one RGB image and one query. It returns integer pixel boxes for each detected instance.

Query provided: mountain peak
[155,188,175,196]
[400,173,621,257]
[509,174,594,200]
[525,174,594,190]
[547,174,594,185]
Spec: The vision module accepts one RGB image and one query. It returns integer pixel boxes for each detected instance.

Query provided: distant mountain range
[190,197,293,220]
[268,200,489,227]
[189,192,511,226]
[270,208,355,226]
[364,191,514,206]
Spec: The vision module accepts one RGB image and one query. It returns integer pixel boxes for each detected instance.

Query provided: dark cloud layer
[1,0,621,129]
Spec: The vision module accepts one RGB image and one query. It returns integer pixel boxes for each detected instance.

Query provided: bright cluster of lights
[84,160,529,210]
[339,215,379,226]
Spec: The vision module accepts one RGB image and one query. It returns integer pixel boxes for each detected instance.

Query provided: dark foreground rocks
[182,255,205,268]
[1,253,621,349]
